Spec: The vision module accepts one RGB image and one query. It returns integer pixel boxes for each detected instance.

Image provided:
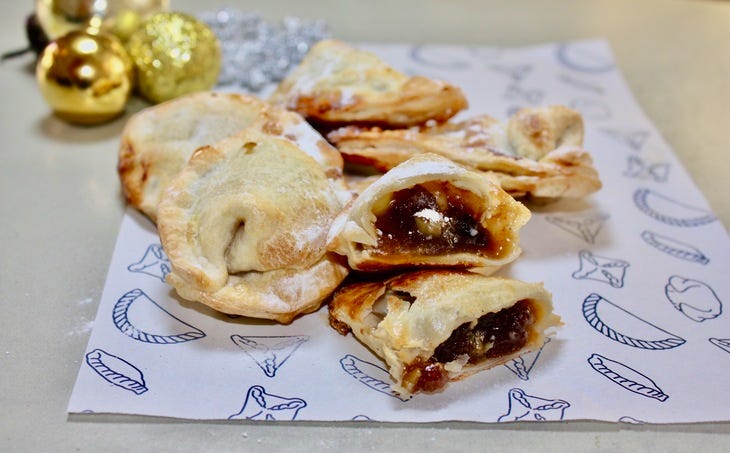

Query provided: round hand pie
[158,128,348,323]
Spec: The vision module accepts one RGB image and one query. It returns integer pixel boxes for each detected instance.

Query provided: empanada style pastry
[327,153,530,273]
[329,105,601,199]
[118,91,344,221]
[328,270,561,395]
[268,39,468,127]
[157,129,348,323]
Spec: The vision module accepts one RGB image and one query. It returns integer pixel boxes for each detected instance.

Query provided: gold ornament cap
[36,29,134,125]
[126,12,221,104]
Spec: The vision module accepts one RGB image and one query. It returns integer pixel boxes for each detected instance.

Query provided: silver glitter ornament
[200,9,330,91]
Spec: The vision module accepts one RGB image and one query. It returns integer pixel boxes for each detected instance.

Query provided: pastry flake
[327,153,531,273]
[118,91,344,222]
[269,39,468,127]
[328,105,601,199]
[328,270,561,395]
[157,128,348,323]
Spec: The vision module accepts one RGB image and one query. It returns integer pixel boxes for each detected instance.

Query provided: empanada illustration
[118,91,344,222]
[497,388,570,422]
[85,349,148,395]
[269,39,468,127]
[664,276,722,322]
[158,129,348,323]
[228,385,306,421]
[328,106,601,199]
[329,270,561,395]
[327,153,531,273]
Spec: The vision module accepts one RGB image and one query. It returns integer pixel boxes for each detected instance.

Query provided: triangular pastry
[119,91,344,222]
[269,39,468,127]
[158,128,348,323]
[327,153,530,274]
[328,105,601,199]
[329,270,561,395]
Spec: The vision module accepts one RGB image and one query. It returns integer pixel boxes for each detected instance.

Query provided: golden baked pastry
[327,153,531,274]
[157,128,348,323]
[119,91,344,222]
[328,105,601,199]
[268,39,468,127]
[329,270,561,395]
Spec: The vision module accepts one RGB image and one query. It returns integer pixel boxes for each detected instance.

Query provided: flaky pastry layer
[329,105,601,199]
[269,39,468,127]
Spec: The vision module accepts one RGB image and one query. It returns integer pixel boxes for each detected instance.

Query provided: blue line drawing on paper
[230,335,309,378]
[545,212,609,244]
[497,388,570,422]
[709,338,730,354]
[582,293,686,350]
[489,63,533,82]
[85,348,148,395]
[588,353,668,401]
[127,244,170,282]
[340,354,409,402]
[351,415,373,421]
[569,98,611,121]
[618,416,647,424]
[600,128,650,152]
[573,250,629,288]
[228,385,306,421]
[559,74,604,94]
[556,42,614,73]
[409,45,499,69]
[504,84,544,104]
[113,288,206,344]
[504,338,551,381]
[633,188,716,227]
[665,276,722,322]
[624,155,670,182]
[641,230,709,265]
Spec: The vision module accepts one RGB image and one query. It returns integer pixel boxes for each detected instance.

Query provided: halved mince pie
[157,128,348,323]
[329,270,561,395]
[118,91,345,222]
[268,39,468,128]
[327,153,531,274]
[328,105,601,199]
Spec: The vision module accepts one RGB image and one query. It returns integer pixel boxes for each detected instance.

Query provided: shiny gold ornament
[36,30,134,125]
[35,0,168,41]
[126,12,221,104]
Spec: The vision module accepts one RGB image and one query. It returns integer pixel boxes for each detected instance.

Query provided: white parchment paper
[68,40,730,423]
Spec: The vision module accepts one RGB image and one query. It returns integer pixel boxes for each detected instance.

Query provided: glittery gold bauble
[126,12,221,104]
[35,0,169,41]
[36,30,134,125]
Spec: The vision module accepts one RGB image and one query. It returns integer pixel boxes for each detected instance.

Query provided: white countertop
[1,0,728,451]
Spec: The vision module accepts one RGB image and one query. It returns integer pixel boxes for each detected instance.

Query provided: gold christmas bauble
[126,12,221,104]
[35,0,169,41]
[36,30,134,125]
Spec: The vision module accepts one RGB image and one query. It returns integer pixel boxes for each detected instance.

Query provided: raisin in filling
[373,182,502,257]
[403,300,535,393]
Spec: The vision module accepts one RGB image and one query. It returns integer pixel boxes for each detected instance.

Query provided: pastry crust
[328,105,601,199]
[269,39,468,127]
[329,269,561,395]
[118,91,344,222]
[327,153,531,273]
[157,129,348,323]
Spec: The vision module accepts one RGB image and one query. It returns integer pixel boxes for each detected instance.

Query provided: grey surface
[1,0,728,451]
